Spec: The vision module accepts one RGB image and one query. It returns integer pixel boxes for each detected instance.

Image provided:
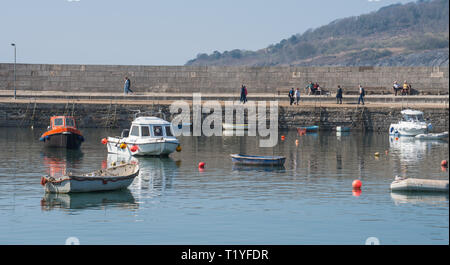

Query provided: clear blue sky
[1,0,415,66]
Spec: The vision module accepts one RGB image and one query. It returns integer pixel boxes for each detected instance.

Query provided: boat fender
[120,143,127,149]
[176,145,182,152]
[40,177,48,186]
[130,145,139,152]
[101,138,108,145]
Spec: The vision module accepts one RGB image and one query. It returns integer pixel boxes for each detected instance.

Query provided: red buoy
[441,160,448,168]
[281,135,285,141]
[130,145,139,153]
[101,138,108,145]
[198,162,205,169]
[352,179,362,189]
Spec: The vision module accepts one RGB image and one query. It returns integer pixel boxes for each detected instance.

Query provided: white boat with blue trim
[389,109,432,136]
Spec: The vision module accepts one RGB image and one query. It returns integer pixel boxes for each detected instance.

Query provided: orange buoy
[198,162,205,168]
[120,143,127,149]
[176,145,182,152]
[352,179,362,189]
[281,135,285,141]
[395,137,399,141]
[130,145,139,152]
[441,160,448,167]
[295,139,299,146]
[101,138,108,145]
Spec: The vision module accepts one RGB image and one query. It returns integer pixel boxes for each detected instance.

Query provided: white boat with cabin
[106,116,180,156]
[389,109,432,136]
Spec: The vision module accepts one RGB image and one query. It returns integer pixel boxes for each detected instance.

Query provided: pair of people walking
[335,85,364,105]
[288,88,301,105]
[240,84,248,104]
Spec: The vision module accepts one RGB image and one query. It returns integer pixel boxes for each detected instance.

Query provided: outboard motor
[121,129,130,138]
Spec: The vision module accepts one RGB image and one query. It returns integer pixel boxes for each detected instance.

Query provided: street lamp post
[11,43,16,99]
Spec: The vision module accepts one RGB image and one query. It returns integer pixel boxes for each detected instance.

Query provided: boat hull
[415,131,448,140]
[230,154,286,166]
[43,133,83,149]
[107,138,179,156]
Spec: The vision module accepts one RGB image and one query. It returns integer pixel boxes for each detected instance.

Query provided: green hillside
[186,0,449,66]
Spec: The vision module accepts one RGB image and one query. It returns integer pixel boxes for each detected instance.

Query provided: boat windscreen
[153,126,163,136]
[65,118,75,127]
[54,118,63,127]
[402,114,424,122]
[165,125,173,136]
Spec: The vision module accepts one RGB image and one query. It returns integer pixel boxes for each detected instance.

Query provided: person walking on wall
[244,85,248,103]
[240,84,247,104]
[124,77,133,95]
[357,85,365,105]
[336,85,343,104]
[288,88,295,105]
[295,88,301,105]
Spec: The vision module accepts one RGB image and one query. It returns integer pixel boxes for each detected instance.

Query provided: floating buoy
[101,138,108,145]
[130,145,139,153]
[281,135,285,141]
[352,179,362,189]
[295,139,299,146]
[176,145,182,152]
[120,143,127,149]
[441,160,448,168]
[198,162,205,168]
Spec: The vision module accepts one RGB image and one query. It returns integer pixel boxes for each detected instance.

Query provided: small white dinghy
[390,176,449,192]
[41,163,140,193]
[415,131,448,140]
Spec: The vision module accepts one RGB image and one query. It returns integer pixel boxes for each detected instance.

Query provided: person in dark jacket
[336,85,343,104]
[357,85,365,105]
[288,88,295,105]
[124,77,133,95]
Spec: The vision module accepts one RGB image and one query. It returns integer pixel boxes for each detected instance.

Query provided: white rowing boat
[41,163,140,193]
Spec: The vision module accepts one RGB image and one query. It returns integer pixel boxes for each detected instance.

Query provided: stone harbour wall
[0,64,448,95]
[0,102,448,133]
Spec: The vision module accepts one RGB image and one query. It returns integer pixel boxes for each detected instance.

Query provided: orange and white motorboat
[39,116,84,149]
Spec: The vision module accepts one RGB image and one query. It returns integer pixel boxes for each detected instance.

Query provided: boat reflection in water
[389,136,447,163]
[232,164,286,173]
[106,153,179,197]
[40,148,84,178]
[391,191,449,206]
[41,190,137,211]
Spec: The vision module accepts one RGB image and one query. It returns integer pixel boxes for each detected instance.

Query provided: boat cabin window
[53,118,63,127]
[130,126,139,136]
[153,126,163,137]
[165,125,173,136]
[65,118,75,127]
[402,114,424,122]
[141,126,150,137]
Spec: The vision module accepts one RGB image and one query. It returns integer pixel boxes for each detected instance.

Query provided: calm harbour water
[0,128,448,245]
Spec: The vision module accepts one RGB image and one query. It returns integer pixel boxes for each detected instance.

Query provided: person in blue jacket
[124,77,133,95]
